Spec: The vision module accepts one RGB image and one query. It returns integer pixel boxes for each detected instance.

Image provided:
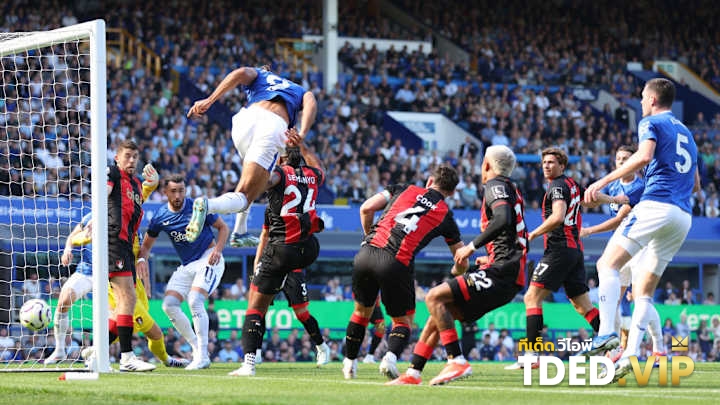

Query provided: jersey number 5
[675,133,692,174]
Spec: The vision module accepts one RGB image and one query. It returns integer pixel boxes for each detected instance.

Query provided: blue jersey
[245,68,306,128]
[75,213,93,276]
[146,198,219,265]
[637,112,697,213]
[601,175,645,217]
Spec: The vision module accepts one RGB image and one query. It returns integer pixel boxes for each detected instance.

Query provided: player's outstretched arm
[298,91,318,139]
[580,204,632,238]
[581,191,628,208]
[187,67,258,119]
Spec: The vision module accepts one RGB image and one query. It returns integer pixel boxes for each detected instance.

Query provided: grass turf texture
[1,362,718,404]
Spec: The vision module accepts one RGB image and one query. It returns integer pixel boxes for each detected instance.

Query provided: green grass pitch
[1,362,719,404]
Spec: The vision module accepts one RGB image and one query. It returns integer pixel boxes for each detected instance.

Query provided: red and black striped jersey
[107,165,143,246]
[365,184,461,267]
[542,174,584,251]
[265,164,325,244]
[480,176,528,287]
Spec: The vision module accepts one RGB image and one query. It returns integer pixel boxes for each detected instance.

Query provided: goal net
[0,20,109,372]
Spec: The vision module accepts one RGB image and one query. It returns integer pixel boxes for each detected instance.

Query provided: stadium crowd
[1,0,720,366]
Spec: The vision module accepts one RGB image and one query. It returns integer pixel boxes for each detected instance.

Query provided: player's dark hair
[431,165,459,194]
[541,147,568,167]
[646,78,675,108]
[285,146,303,168]
[617,145,636,155]
[117,139,138,152]
[164,173,185,187]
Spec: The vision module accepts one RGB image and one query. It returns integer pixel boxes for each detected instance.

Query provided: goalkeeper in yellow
[46,164,187,369]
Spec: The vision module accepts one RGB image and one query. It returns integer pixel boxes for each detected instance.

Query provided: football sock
[54,310,69,352]
[298,313,324,346]
[387,323,411,357]
[646,306,663,353]
[526,308,543,350]
[163,295,198,353]
[624,296,654,357]
[108,318,118,344]
[148,337,169,364]
[344,314,369,360]
[614,306,622,336]
[117,314,133,353]
[369,328,383,355]
[439,328,462,359]
[241,310,264,359]
[232,209,250,235]
[597,268,620,336]
[409,340,434,373]
[208,192,248,215]
[585,307,600,333]
[188,291,209,358]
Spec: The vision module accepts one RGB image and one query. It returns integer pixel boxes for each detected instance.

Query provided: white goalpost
[0,20,109,372]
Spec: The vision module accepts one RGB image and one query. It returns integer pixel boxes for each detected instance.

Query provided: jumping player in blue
[137,174,229,370]
[584,78,700,381]
[185,65,318,248]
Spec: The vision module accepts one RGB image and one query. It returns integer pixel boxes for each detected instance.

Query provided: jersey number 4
[394,206,427,234]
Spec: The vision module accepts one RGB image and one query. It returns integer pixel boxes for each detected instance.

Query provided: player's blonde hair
[485,145,516,177]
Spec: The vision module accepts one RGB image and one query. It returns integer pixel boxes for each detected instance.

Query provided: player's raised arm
[141,164,160,202]
[298,91,318,139]
[187,67,258,119]
[286,128,324,174]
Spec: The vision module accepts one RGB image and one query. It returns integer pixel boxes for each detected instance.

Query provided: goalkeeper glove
[142,163,159,189]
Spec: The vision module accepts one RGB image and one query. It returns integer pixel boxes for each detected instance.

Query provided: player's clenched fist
[142,164,159,189]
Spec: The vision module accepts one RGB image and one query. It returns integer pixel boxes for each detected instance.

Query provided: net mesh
[0,30,93,369]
